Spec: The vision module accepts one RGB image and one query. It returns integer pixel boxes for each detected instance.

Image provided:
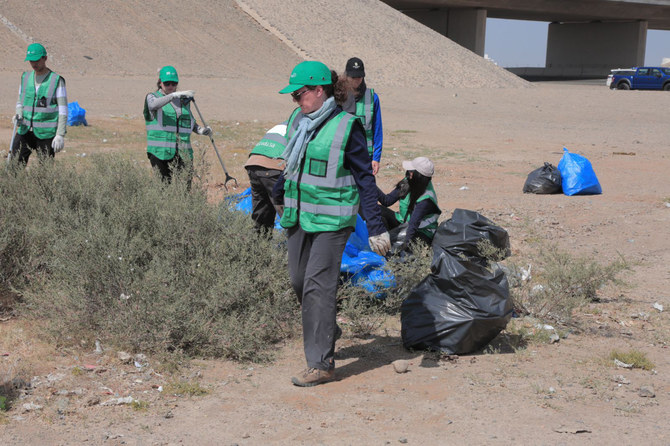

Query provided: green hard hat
[25,43,47,61]
[159,65,179,83]
[279,61,332,94]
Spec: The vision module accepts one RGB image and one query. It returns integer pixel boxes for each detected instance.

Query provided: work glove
[396,177,410,199]
[12,114,23,126]
[51,135,64,152]
[196,125,212,136]
[369,231,391,257]
[172,90,195,99]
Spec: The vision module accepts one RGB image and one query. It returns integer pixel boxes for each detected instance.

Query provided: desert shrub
[0,157,297,362]
[505,243,628,323]
[338,242,433,336]
[608,349,655,370]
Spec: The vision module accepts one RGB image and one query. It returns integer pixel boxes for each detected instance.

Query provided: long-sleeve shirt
[377,185,441,243]
[145,92,204,133]
[370,92,383,163]
[16,70,68,136]
[272,106,386,237]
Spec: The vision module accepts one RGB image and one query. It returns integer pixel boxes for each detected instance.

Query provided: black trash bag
[401,209,513,354]
[431,208,510,262]
[523,162,562,194]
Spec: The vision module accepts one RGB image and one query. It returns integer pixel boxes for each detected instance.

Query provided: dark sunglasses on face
[291,89,310,101]
[163,81,178,87]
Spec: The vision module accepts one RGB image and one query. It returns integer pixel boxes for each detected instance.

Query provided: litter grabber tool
[189,98,238,191]
[7,118,18,166]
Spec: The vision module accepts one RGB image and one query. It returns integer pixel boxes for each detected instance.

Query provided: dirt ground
[0,77,669,445]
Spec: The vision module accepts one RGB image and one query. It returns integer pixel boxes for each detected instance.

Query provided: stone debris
[612,375,630,385]
[638,386,656,398]
[652,302,664,312]
[392,360,409,374]
[22,402,43,412]
[101,396,135,406]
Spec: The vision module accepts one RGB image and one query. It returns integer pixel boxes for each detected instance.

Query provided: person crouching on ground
[143,65,211,184]
[244,122,288,233]
[272,61,391,387]
[377,157,441,251]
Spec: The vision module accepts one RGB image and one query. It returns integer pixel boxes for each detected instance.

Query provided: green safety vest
[143,91,194,160]
[395,182,441,239]
[18,71,62,139]
[280,109,360,232]
[354,88,374,157]
[249,122,288,159]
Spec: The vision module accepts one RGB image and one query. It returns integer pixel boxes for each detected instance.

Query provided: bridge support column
[404,8,487,56]
[546,21,648,76]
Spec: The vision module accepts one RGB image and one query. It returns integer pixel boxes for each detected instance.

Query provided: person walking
[273,61,390,387]
[244,122,288,233]
[342,57,383,175]
[143,65,211,183]
[376,157,441,251]
[10,43,68,164]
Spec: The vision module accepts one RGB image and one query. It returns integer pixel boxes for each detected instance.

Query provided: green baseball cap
[159,65,179,83]
[25,43,47,61]
[279,61,332,94]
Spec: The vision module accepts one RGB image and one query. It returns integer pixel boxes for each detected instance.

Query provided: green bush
[0,157,297,361]
[507,244,628,323]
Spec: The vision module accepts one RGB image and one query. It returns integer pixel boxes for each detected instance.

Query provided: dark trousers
[287,225,352,371]
[11,130,54,164]
[246,166,282,232]
[148,153,192,188]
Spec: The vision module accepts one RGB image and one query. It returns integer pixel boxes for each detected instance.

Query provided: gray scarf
[282,97,336,176]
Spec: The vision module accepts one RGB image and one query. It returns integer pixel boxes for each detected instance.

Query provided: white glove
[51,135,64,152]
[369,232,391,256]
[172,90,195,99]
[196,125,212,136]
[12,114,23,126]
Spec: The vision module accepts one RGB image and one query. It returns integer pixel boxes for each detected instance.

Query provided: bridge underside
[382,0,670,77]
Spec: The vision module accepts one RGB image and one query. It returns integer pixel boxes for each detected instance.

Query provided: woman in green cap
[143,65,211,183]
[272,61,391,387]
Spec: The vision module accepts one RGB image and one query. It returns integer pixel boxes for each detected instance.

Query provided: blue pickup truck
[609,67,670,90]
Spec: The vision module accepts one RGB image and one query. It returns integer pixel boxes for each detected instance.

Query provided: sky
[484,18,669,67]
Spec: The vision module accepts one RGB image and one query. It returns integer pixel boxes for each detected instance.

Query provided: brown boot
[291,368,334,387]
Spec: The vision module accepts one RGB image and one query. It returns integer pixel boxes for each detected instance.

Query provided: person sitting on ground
[143,65,211,184]
[376,156,441,251]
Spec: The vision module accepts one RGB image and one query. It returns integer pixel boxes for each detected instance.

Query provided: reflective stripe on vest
[354,88,374,157]
[395,182,441,238]
[144,91,193,160]
[249,122,288,159]
[280,110,360,232]
[18,71,60,138]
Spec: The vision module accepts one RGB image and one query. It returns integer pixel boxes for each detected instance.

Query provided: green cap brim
[278,84,303,94]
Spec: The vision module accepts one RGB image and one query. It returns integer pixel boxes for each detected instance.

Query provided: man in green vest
[10,43,68,164]
[343,57,383,175]
[244,122,288,232]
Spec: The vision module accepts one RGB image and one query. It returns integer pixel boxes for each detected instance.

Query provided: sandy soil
[1,1,670,444]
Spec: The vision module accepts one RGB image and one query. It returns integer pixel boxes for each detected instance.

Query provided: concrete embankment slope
[235,0,528,88]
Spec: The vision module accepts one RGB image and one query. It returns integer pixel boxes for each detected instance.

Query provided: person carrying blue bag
[558,147,602,196]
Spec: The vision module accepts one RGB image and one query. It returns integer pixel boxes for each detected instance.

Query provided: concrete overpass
[382,0,670,77]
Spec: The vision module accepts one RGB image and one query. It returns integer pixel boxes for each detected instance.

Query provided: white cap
[402,157,434,177]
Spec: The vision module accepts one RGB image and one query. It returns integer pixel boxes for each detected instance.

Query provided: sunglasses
[163,81,178,87]
[291,88,310,101]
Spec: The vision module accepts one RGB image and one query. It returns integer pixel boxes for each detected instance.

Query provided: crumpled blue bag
[67,101,88,126]
[557,147,602,196]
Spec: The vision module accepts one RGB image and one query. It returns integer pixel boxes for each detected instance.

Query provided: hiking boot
[291,367,334,387]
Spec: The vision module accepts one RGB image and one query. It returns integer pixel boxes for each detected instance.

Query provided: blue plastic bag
[557,147,602,196]
[67,102,88,126]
